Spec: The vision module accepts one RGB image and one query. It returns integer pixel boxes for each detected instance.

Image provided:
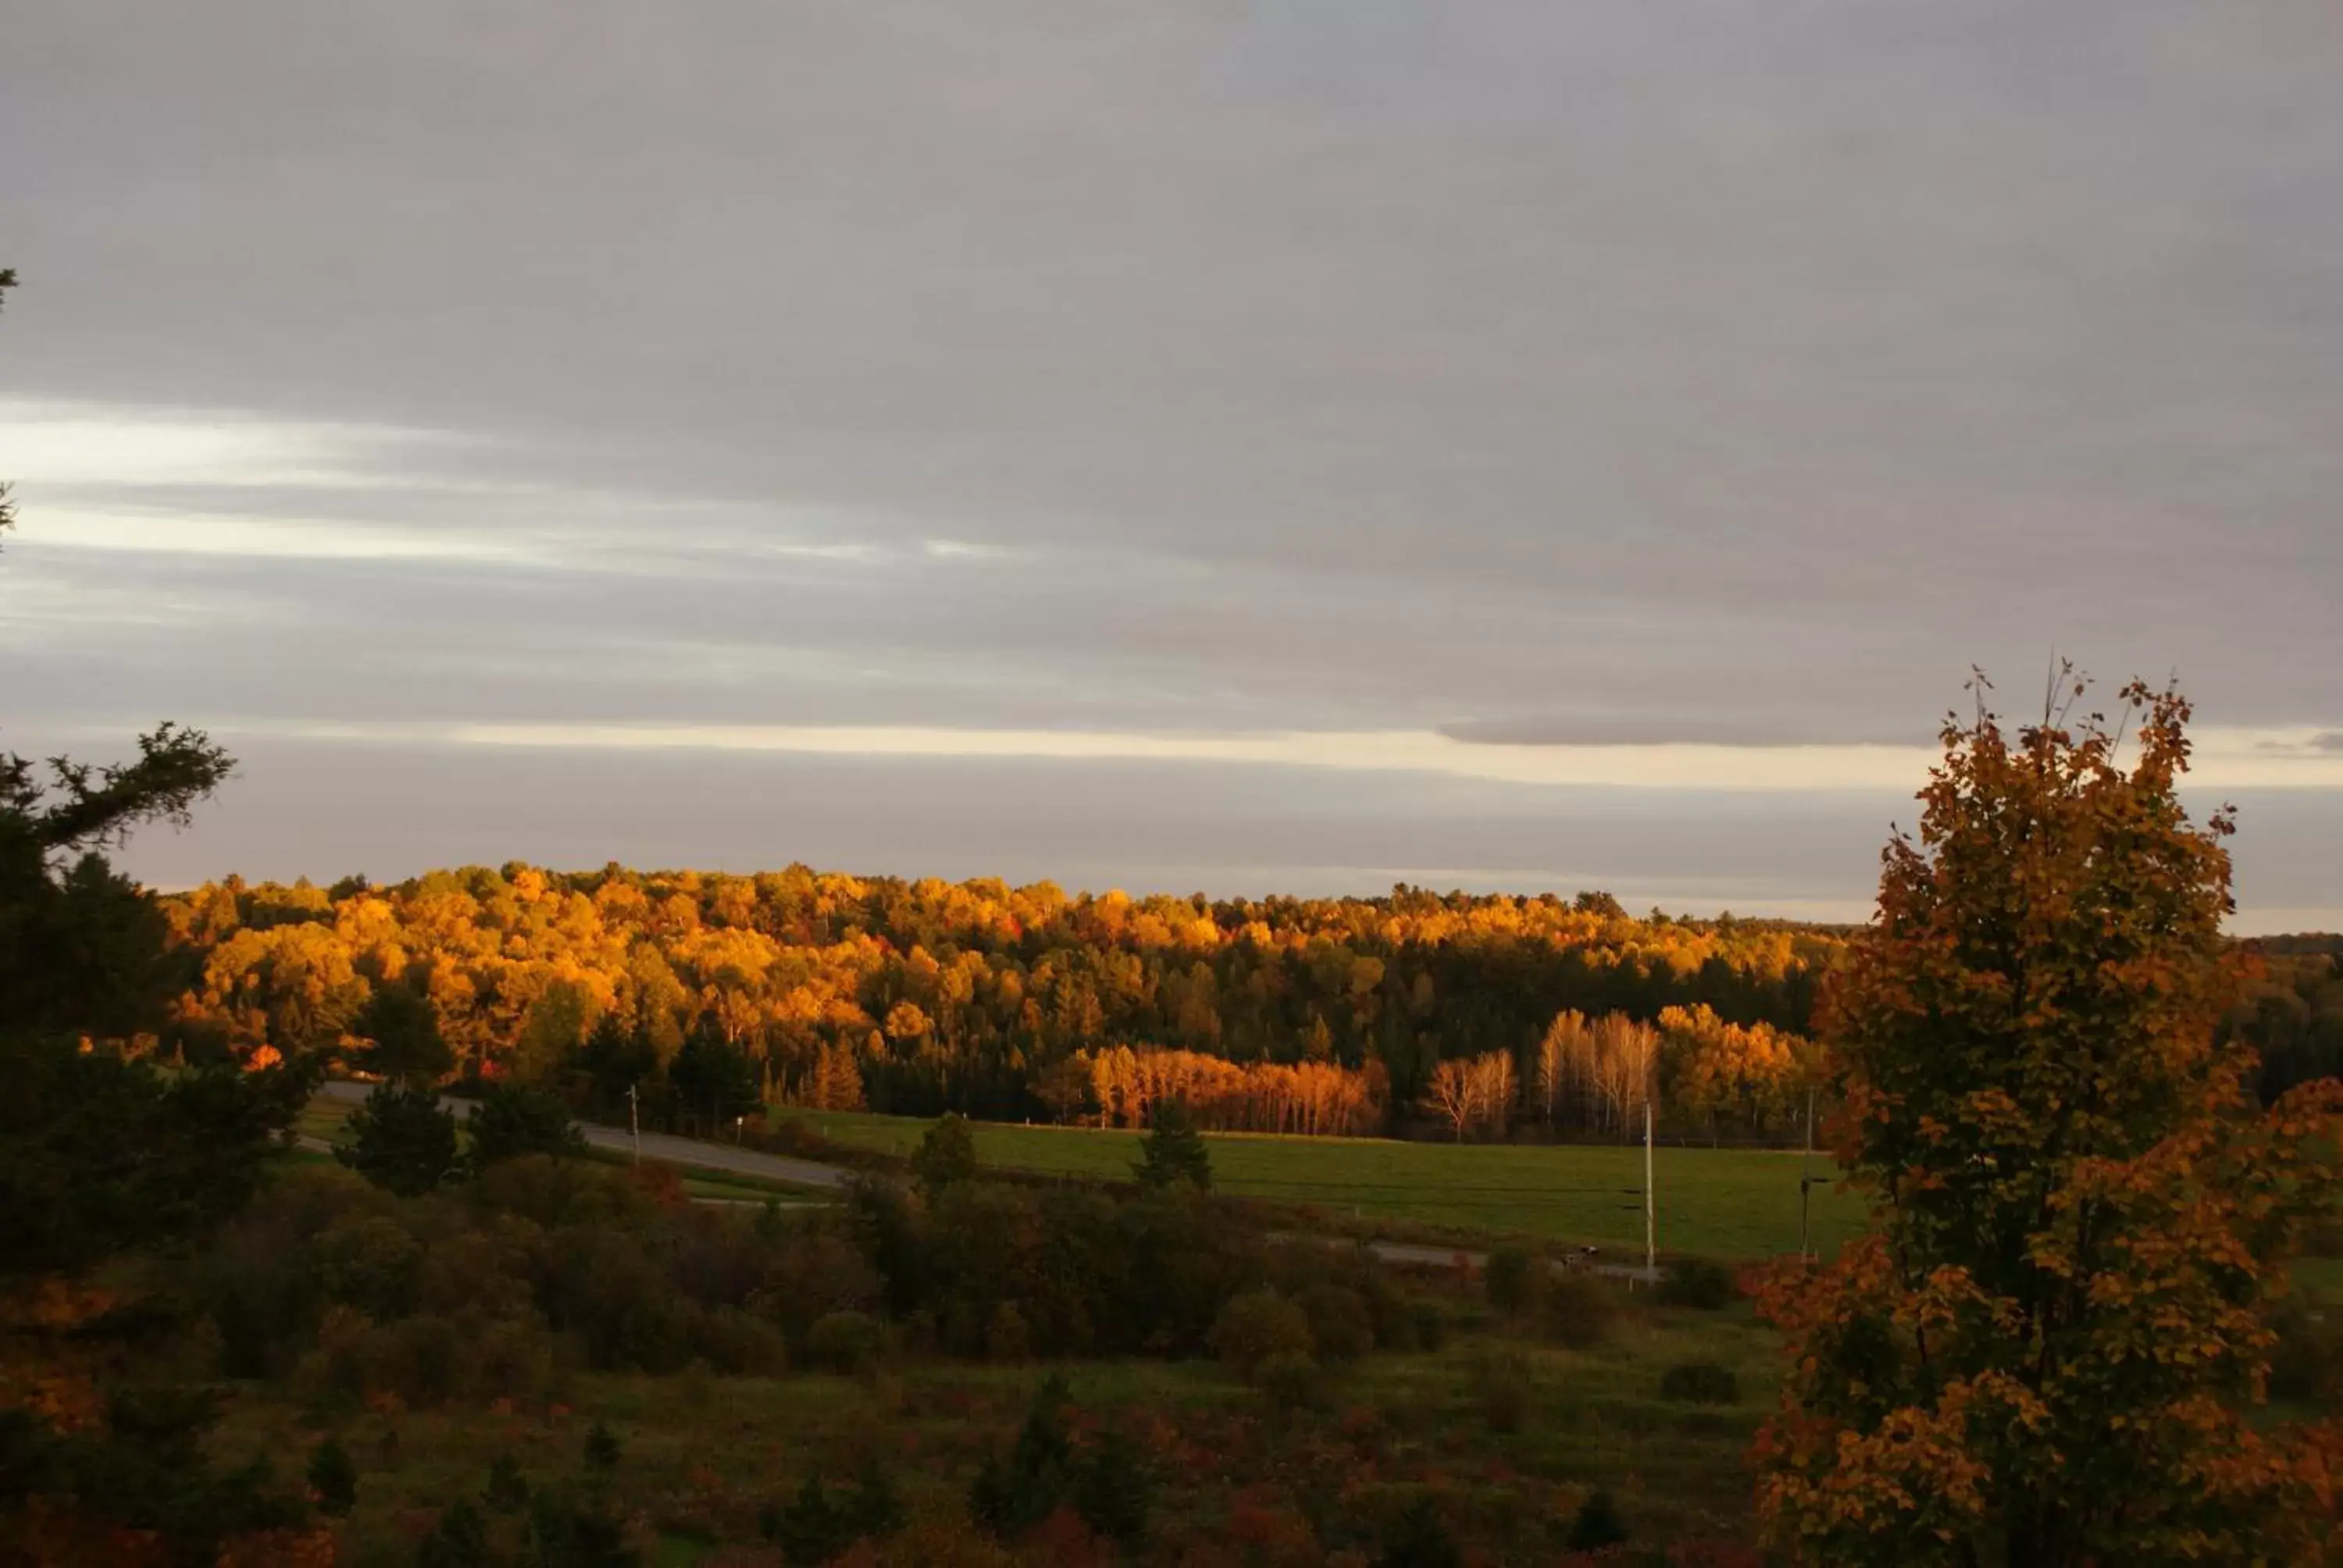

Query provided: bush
[418,1499,490,1568]
[529,1489,637,1567]
[1657,1257,1737,1311]
[486,1452,530,1512]
[764,1466,902,1566]
[1255,1350,1323,1413]
[1485,1245,1538,1317]
[1297,1283,1374,1363]
[1072,1429,1151,1548]
[307,1436,357,1515]
[1542,1273,1618,1349]
[1378,1493,1461,1568]
[472,1154,644,1228]
[1473,1349,1532,1434]
[690,1304,790,1377]
[970,1377,1075,1541]
[985,1301,1032,1364]
[1657,1360,1740,1405]
[1567,1488,1628,1551]
[583,1420,621,1470]
[805,1310,891,1377]
[312,1211,425,1319]
[1209,1288,1314,1381]
[380,1313,467,1406]
[550,1227,692,1374]
[1412,1303,1447,1352]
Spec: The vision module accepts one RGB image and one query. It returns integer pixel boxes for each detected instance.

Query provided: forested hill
[159,867,1834,1127]
[153,864,2337,1135]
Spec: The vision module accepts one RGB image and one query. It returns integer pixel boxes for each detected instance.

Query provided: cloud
[4,0,2341,898]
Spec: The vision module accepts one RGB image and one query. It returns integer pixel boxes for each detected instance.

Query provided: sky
[4,2,2341,927]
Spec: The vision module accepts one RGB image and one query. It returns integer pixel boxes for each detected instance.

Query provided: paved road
[315,1079,850,1191]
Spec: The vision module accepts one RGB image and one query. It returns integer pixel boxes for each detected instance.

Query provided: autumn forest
[159,864,2342,1145]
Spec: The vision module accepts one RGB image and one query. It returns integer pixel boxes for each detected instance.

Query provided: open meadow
[786,1108,1869,1262]
[203,1242,1783,1563]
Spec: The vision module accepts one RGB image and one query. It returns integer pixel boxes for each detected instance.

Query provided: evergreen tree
[337,1080,459,1197]
[465,1082,587,1170]
[969,1375,1074,1539]
[911,1111,979,1199]
[350,981,451,1083]
[306,1437,357,1516]
[1134,1097,1211,1190]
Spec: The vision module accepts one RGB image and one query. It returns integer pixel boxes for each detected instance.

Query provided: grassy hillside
[787,1107,1867,1261]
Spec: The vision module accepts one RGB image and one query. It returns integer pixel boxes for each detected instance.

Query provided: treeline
[150,862,2334,1140]
[2232,936,2343,1099]
[155,864,1835,1139]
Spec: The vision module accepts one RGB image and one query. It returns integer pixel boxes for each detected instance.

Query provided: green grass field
[787,1108,1867,1261]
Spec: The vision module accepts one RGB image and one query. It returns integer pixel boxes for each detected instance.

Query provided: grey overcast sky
[5,2,2343,926]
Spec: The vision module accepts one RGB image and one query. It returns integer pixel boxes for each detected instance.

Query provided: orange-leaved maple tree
[1755,672,2343,1566]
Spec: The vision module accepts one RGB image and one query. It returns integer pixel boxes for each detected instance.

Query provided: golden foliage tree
[1756,675,2343,1565]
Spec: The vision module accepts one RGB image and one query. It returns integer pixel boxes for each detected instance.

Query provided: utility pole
[627,1081,641,1167]
[1644,1095,1657,1278]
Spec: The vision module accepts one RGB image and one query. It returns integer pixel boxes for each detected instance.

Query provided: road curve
[314,1079,851,1191]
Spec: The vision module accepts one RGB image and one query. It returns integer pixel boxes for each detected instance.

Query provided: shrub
[970,1377,1075,1541]
[1255,1351,1323,1413]
[1473,1349,1533,1434]
[1567,1488,1628,1551]
[551,1227,691,1373]
[805,1310,891,1377]
[307,1436,357,1515]
[380,1313,466,1406]
[486,1453,530,1512]
[1542,1273,1617,1349]
[1378,1493,1461,1568]
[690,1304,790,1377]
[1412,1303,1447,1352]
[1072,1429,1151,1548]
[1297,1283,1374,1363]
[1209,1289,1314,1381]
[312,1212,425,1319]
[1656,1257,1736,1311]
[418,1499,490,1568]
[471,1315,557,1402]
[529,1489,637,1567]
[764,1472,885,1566]
[583,1420,621,1470]
[473,1154,644,1229]
[1657,1360,1739,1406]
[1485,1245,1537,1317]
[985,1301,1032,1365]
